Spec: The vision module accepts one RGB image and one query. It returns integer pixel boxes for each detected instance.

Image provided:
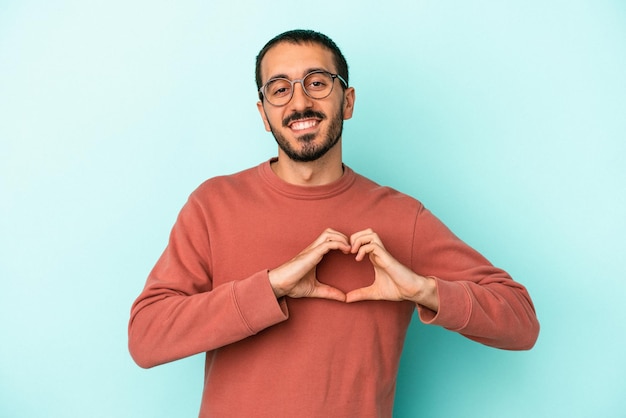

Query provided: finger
[349,229,383,253]
[345,285,379,303]
[353,242,384,262]
[323,227,350,240]
[309,283,347,302]
[288,239,353,281]
[310,228,350,250]
[349,228,374,246]
[314,238,352,257]
[322,228,350,243]
[354,242,372,261]
[357,244,397,270]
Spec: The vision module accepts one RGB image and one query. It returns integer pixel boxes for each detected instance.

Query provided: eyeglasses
[259,70,348,107]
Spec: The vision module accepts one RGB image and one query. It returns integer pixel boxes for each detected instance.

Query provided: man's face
[257,42,355,162]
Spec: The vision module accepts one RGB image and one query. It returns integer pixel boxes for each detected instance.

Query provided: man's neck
[271,149,344,186]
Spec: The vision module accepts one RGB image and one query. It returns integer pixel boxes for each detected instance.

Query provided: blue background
[1,1,624,417]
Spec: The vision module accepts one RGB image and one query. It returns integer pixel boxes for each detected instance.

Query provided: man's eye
[272,87,290,96]
[268,80,291,97]
[305,75,330,91]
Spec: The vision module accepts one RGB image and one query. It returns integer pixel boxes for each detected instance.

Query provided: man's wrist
[268,269,287,298]
[411,276,439,312]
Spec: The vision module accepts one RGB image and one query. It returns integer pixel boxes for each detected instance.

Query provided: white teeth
[291,120,317,131]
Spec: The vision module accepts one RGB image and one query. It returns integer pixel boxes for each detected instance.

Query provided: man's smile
[289,119,320,132]
[283,110,326,133]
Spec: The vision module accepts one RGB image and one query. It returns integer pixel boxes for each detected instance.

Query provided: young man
[129,29,539,417]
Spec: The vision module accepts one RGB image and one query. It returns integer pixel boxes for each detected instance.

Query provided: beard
[268,107,344,163]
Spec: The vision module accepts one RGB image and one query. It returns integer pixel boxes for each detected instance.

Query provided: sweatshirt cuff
[416,277,471,331]
[232,270,289,334]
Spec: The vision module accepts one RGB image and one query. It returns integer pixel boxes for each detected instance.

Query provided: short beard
[268,108,344,163]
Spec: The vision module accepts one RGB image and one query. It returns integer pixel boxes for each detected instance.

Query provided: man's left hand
[345,229,439,311]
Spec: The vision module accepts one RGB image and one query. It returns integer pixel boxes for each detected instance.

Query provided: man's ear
[256,101,272,132]
[342,87,356,120]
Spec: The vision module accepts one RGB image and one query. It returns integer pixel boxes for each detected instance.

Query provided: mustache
[282,110,326,127]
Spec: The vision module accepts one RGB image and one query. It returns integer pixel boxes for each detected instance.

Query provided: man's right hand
[268,228,351,302]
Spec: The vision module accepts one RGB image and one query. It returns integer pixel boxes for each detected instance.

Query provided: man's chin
[272,125,341,163]
[293,132,317,143]
[281,144,329,162]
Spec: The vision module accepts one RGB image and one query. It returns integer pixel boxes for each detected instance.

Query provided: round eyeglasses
[259,70,348,107]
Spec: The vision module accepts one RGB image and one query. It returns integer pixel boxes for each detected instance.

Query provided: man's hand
[268,228,351,302]
[345,229,439,311]
[268,228,439,310]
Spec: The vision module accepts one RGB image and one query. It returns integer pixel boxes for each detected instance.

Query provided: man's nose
[288,81,313,109]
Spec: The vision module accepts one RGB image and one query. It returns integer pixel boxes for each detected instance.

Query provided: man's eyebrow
[266,68,331,82]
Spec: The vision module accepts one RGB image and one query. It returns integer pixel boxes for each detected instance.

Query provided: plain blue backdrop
[1,1,624,417]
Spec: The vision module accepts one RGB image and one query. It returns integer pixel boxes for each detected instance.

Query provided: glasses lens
[264,78,292,106]
[303,72,334,99]
[262,72,336,106]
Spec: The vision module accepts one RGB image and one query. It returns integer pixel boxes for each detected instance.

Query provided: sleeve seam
[230,281,256,335]
[452,282,473,331]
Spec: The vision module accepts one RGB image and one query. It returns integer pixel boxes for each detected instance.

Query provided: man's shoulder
[193,163,261,194]
[351,169,418,199]
[350,169,425,211]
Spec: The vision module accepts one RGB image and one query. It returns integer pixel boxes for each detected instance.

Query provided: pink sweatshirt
[129,160,539,417]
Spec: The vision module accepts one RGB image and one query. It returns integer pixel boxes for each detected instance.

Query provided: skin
[256,42,439,311]
[256,42,352,186]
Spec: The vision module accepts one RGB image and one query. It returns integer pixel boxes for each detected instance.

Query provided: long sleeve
[412,207,539,350]
[128,195,288,369]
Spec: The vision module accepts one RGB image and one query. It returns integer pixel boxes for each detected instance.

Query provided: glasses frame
[258,70,348,107]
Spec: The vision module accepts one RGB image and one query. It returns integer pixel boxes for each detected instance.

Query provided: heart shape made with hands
[309,229,422,304]
[316,249,376,295]
[272,227,430,305]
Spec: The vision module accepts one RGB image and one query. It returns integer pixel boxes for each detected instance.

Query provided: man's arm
[344,209,539,350]
[129,208,352,368]
[128,197,288,369]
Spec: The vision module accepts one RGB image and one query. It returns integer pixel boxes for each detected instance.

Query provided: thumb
[309,283,347,302]
[345,285,377,303]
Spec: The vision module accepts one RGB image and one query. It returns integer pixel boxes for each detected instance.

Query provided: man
[129,29,539,417]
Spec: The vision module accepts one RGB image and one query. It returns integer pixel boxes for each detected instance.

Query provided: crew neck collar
[257,158,356,200]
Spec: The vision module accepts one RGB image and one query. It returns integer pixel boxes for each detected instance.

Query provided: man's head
[255,30,355,163]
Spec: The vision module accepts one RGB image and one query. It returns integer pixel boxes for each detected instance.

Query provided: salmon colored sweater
[129,159,539,417]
